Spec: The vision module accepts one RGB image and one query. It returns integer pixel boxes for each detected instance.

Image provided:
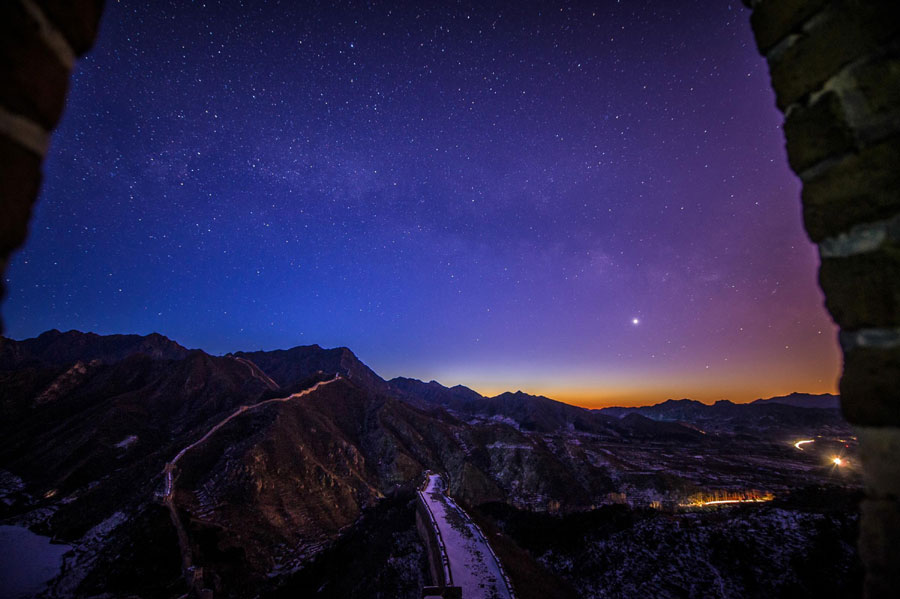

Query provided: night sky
[4,0,840,407]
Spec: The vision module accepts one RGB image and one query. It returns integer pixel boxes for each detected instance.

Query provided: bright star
[632,317,640,325]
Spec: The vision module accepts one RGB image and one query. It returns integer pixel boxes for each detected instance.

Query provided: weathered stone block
[802,137,900,242]
[850,52,900,127]
[0,0,70,129]
[767,0,900,111]
[856,426,900,499]
[859,499,900,597]
[750,0,829,54]
[36,0,105,55]
[820,243,900,330]
[841,346,900,426]
[0,135,42,259]
[784,90,856,173]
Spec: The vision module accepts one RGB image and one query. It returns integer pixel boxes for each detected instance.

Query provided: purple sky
[3,0,840,406]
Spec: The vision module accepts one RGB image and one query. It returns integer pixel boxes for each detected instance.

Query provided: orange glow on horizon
[399,317,842,410]
[465,378,839,409]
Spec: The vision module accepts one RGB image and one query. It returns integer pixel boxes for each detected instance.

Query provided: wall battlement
[742,1,900,595]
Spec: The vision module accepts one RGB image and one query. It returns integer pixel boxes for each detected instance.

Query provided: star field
[4,0,840,406]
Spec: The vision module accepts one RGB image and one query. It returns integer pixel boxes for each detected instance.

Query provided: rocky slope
[0,331,681,597]
[0,331,860,598]
[477,487,862,599]
[233,345,391,394]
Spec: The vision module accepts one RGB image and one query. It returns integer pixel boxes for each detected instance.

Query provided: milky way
[4,1,840,406]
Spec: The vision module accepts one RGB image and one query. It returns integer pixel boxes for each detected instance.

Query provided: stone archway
[0,0,897,595]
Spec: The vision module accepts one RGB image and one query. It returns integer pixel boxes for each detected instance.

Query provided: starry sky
[4,0,841,407]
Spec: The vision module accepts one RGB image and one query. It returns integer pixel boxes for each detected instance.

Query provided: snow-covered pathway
[419,473,514,599]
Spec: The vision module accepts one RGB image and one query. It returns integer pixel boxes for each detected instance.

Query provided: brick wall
[0,0,105,332]
[416,499,448,588]
[742,1,899,595]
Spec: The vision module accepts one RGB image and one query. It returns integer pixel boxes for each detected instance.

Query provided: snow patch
[0,470,25,500]
[114,435,138,449]
[486,442,532,450]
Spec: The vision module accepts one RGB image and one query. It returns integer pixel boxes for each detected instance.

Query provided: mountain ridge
[0,329,191,369]
[601,393,839,417]
[0,330,857,598]
[3,331,836,412]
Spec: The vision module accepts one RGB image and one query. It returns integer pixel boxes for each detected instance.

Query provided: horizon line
[7,328,840,411]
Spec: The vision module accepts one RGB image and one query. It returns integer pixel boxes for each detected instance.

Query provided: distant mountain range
[0,328,190,368]
[750,392,840,409]
[601,392,838,415]
[598,393,842,435]
[0,330,702,597]
[0,330,851,598]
